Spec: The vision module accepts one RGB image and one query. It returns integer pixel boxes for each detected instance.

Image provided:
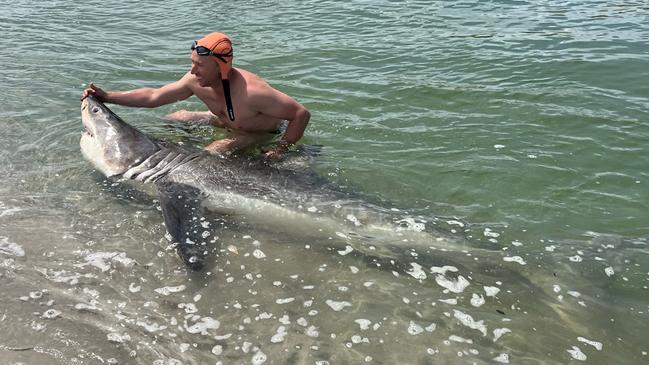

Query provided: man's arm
[250,84,311,160]
[82,72,194,108]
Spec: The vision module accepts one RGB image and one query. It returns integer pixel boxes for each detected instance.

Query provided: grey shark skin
[80,96,451,271]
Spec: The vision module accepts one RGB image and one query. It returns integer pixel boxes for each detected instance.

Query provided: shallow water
[1,0,648,364]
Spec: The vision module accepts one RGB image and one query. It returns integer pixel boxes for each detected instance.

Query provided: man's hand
[81,83,108,101]
[263,141,290,161]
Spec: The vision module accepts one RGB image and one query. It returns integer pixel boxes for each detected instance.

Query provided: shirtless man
[81,32,310,160]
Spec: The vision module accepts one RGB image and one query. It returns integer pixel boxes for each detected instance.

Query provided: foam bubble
[430,266,458,275]
[355,319,371,330]
[493,353,509,363]
[407,321,424,335]
[453,310,487,336]
[253,249,266,259]
[484,286,500,297]
[503,256,526,265]
[567,346,587,361]
[326,300,351,311]
[449,335,472,344]
[338,245,353,256]
[604,267,614,277]
[155,285,186,296]
[306,325,319,337]
[0,237,24,257]
[493,328,511,341]
[252,350,267,364]
[212,345,223,355]
[470,294,485,307]
[271,326,287,343]
[577,337,602,351]
[407,263,427,280]
[346,214,362,226]
[435,275,470,293]
[185,316,220,335]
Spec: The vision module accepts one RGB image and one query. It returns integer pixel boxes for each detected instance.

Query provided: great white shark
[80,96,459,271]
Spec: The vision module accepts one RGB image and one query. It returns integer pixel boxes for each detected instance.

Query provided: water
[1,0,648,363]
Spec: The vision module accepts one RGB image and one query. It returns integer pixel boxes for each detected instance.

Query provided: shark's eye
[92,107,100,113]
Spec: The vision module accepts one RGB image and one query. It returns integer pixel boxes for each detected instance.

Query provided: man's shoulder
[235,68,268,86]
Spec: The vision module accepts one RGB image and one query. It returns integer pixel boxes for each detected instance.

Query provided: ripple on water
[0,237,25,257]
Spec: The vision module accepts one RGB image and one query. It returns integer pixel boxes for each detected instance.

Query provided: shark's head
[80,96,159,177]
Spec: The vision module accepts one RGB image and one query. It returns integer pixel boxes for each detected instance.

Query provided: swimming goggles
[191,41,232,63]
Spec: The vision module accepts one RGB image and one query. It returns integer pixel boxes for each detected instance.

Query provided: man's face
[190,52,220,87]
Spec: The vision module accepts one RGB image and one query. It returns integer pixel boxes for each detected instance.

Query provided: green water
[1,1,648,364]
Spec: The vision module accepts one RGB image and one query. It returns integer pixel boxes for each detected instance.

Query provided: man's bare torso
[187,68,283,133]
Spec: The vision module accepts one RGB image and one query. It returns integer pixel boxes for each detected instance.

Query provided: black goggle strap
[221,79,235,121]
[192,41,233,63]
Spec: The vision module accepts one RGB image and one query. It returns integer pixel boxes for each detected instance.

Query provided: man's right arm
[82,72,194,108]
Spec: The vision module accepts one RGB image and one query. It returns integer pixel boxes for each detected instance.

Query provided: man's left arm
[251,85,310,160]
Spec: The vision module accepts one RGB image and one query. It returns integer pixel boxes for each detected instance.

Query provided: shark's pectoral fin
[156,181,209,271]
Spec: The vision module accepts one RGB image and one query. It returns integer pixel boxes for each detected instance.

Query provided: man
[81,32,310,160]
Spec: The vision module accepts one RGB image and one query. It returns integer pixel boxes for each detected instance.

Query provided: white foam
[449,335,472,344]
[0,237,24,257]
[567,346,587,361]
[493,328,511,342]
[484,286,500,297]
[42,309,61,319]
[435,275,470,293]
[503,256,526,265]
[271,326,287,343]
[569,255,583,263]
[211,345,223,355]
[577,337,602,351]
[493,353,509,363]
[407,263,427,280]
[346,214,362,226]
[129,283,141,293]
[453,310,487,336]
[253,249,266,259]
[470,294,485,307]
[326,300,351,311]
[396,218,426,232]
[430,265,458,275]
[276,298,295,304]
[439,298,458,305]
[252,350,267,364]
[155,285,186,296]
[355,319,372,330]
[185,316,220,335]
[306,325,319,337]
[407,321,424,335]
[338,245,353,256]
[137,320,166,333]
[107,332,131,343]
[0,207,22,217]
[447,220,465,228]
[604,267,614,277]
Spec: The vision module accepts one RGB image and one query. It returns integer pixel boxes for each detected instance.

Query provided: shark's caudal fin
[156,181,209,271]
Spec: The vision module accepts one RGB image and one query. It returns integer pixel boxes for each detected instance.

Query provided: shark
[79,96,452,271]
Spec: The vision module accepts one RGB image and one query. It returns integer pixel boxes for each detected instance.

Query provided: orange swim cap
[195,32,233,81]
[195,32,235,120]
